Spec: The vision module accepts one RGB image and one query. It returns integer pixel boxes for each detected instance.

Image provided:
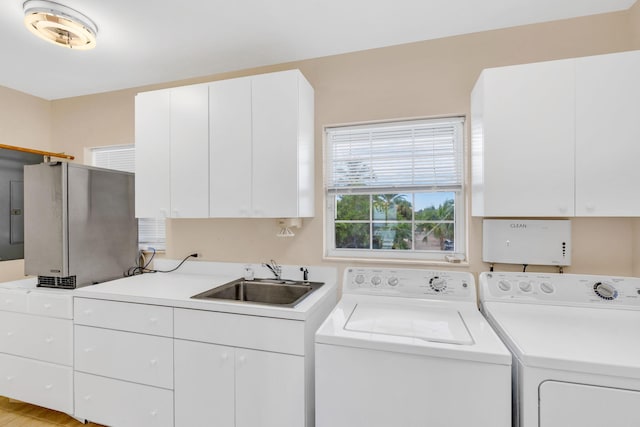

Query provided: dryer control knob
[354,274,365,285]
[387,277,399,287]
[429,277,447,292]
[539,282,555,294]
[594,282,618,300]
[519,281,532,292]
[371,276,382,286]
[498,280,512,292]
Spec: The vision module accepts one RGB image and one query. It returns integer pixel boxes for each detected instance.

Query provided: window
[325,117,465,261]
[90,145,166,250]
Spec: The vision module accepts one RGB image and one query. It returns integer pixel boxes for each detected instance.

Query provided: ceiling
[0,0,636,100]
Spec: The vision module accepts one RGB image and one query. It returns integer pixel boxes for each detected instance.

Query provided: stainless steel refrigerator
[24,162,137,288]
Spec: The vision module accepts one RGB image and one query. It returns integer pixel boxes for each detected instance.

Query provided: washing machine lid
[345,302,473,345]
[484,301,640,379]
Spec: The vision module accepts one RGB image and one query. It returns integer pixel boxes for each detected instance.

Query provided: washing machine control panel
[344,267,475,301]
[480,272,640,308]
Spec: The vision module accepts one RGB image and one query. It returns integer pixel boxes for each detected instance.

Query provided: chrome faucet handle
[263,260,282,280]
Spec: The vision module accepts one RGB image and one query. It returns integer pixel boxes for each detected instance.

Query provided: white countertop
[72,260,338,321]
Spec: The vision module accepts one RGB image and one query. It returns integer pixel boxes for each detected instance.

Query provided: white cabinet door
[135,90,171,219]
[471,59,575,217]
[235,348,305,427]
[251,70,301,218]
[75,372,173,427]
[575,50,640,216]
[174,340,235,427]
[209,77,253,217]
[170,84,209,218]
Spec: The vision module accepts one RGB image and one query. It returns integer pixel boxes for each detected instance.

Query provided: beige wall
[2,7,639,281]
[0,86,52,281]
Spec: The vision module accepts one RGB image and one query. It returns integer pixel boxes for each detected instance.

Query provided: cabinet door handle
[84,347,94,353]
[221,352,229,361]
[149,317,158,324]
[83,309,93,316]
[43,303,52,309]
[238,355,246,365]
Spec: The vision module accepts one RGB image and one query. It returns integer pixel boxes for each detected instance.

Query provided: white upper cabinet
[471,59,575,217]
[137,69,314,219]
[135,90,171,219]
[575,51,640,216]
[471,49,640,217]
[170,84,210,218]
[135,84,209,219]
[251,70,315,218]
[209,77,253,218]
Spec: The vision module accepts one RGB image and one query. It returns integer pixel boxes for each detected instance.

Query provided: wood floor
[0,397,103,426]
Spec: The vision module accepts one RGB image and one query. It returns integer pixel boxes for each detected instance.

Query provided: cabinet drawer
[174,308,304,355]
[0,288,28,313]
[74,298,173,337]
[0,352,72,414]
[29,292,73,319]
[75,372,173,427]
[75,325,173,389]
[0,311,72,365]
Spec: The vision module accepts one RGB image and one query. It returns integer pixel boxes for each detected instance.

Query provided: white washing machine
[315,267,512,427]
[479,271,640,427]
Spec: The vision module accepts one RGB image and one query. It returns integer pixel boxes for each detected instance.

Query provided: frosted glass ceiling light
[23,0,97,50]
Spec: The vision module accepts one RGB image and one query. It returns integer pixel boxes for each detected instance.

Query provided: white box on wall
[482,219,571,266]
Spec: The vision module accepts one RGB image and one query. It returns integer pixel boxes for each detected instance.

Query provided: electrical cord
[125,250,198,276]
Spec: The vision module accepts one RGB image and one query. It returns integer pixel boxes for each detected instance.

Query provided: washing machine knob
[387,277,399,287]
[429,277,447,292]
[519,281,532,292]
[539,282,554,294]
[371,276,382,286]
[354,274,365,285]
[498,280,512,292]
[593,282,617,300]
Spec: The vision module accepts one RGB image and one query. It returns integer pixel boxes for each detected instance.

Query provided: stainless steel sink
[191,278,324,307]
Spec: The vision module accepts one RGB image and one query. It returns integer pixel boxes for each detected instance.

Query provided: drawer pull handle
[44,384,53,390]
[83,309,93,315]
[84,347,94,353]
[149,317,158,324]
[44,303,52,309]
[45,337,54,344]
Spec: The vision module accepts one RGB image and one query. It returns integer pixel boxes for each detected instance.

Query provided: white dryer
[315,267,512,427]
[479,271,640,427]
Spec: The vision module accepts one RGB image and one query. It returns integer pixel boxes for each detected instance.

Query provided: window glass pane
[336,194,370,220]
[415,222,454,251]
[372,223,412,250]
[372,194,411,221]
[414,192,455,220]
[335,223,370,249]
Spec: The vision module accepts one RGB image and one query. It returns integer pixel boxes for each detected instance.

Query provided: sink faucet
[263,259,282,280]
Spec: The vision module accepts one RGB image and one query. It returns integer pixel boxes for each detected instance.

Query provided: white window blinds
[91,145,166,250]
[326,117,464,194]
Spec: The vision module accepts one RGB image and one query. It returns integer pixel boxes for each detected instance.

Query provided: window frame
[323,117,466,262]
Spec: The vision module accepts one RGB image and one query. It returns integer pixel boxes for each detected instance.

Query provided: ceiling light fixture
[23,0,97,50]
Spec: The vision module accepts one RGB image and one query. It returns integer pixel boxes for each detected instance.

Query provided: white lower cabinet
[75,372,173,427]
[0,287,73,414]
[0,352,72,414]
[73,298,175,426]
[175,340,305,427]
